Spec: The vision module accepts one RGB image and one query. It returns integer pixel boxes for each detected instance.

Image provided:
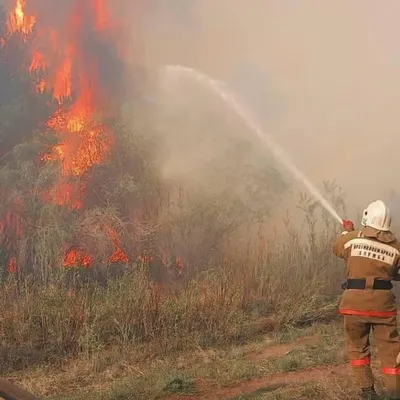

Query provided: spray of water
[161,64,343,225]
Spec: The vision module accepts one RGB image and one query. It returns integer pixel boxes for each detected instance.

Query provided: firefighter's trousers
[344,314,400,397]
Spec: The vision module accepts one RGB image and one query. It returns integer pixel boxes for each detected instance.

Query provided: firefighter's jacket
[333,226,400,316]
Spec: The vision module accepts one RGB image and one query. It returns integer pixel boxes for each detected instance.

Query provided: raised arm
[332,220,356,260]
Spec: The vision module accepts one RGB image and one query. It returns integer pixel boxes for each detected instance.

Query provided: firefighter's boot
[361,387,379,400]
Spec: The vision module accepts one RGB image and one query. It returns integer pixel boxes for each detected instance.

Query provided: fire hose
[0,379,39,400]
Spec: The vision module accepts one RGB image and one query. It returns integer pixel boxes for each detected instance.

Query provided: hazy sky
[139,0,400,219]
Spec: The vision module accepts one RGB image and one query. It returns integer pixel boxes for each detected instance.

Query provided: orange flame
[3,0,129,268]
[40,181,85,210]
[29,49,47,93]
[0,198,22,275]
[29,50,46,73]
[64,249,93,268]
[8,257,17,273]
[52,48,74,104]
[36,79,46,94]
[44,108,113,178]
[92,0,112,31]
[106,225,129,264]
[41,24,115,208]
[7,0,36,38]
[62,225,129,268]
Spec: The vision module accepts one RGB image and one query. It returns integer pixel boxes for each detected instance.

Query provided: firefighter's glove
[342,219,355,232]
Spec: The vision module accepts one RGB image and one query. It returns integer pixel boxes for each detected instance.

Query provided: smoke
[121,2,289,224]
[129,0,400,223]
[3,0,400,224]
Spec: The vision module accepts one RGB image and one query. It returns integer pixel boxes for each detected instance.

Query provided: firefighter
[333,200,400,399]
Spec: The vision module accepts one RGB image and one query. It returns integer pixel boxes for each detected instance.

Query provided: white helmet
[361,200,391,231]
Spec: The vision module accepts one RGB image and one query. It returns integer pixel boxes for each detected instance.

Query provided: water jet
[161,65,343,225]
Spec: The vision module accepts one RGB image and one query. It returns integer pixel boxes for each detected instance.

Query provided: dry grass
[0,218,344,375]
[0,185,348,376]
[4,320,347,399]
[4,312,393,399]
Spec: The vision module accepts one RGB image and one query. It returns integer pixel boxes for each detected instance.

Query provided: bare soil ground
[2,320,388,400]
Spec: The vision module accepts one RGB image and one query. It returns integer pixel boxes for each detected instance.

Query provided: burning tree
[0,0,159,278]
[0,1,287,282]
